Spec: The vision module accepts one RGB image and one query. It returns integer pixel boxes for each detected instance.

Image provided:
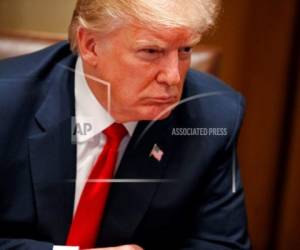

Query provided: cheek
[110,68,156,105]
[108,54,190,107]
[180,60,191,75]
[179,62,190,85]
[112,60,157,99]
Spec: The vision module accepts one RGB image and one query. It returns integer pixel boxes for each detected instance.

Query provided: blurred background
[0,0,299,249]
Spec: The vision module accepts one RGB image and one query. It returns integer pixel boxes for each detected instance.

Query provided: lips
[149,96,178,104]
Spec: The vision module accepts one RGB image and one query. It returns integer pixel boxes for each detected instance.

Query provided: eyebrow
[135,39,168,48]
[134,35,201,49]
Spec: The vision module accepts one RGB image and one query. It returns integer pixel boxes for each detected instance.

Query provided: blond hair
[68,0,221,53]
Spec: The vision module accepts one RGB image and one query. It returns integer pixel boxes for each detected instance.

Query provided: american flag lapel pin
[149,144,164,162]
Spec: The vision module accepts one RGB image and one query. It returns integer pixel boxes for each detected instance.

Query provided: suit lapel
[28,55,77,244]
[98,117,175,246]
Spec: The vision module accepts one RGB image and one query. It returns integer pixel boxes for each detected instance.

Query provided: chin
[116,104,175,122]
[138,107,173,121]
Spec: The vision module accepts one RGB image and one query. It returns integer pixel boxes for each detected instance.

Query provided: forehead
[119,23,201,48]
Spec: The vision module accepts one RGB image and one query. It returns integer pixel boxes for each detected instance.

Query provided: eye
[183,47,192,52]
[144,48,159,54]
[179,47,192,59]
[137,48,163,60]
[179,47,192,54]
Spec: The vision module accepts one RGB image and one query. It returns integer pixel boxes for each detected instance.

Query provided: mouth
[148,96,178,104]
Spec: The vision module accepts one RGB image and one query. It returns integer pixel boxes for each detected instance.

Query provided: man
[0,0,251,249]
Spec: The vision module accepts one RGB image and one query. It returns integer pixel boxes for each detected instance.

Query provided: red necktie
[66,123,128,249]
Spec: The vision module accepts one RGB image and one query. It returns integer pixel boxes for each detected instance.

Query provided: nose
[156,51,181,86]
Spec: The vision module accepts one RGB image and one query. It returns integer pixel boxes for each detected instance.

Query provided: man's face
[90,23,200,122]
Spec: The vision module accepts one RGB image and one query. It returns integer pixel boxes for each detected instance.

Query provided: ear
[76,27,99,67]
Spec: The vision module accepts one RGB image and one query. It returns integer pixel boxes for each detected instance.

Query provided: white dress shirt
[54,57,137,250]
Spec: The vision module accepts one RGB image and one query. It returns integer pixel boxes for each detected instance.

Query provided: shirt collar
[75,57,137,142]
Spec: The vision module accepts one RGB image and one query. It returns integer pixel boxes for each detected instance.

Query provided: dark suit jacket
[0,42,251,250]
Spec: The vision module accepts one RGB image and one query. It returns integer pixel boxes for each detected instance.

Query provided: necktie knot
[104,123,127,145]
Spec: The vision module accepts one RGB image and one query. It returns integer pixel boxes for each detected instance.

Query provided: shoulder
[183,69,245,117]
[0,41,75,102]
[0,41,73,79]
[0,42,76,128]
[0,41,76,97]
[184,69,245,106]
[176,69,245,143]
